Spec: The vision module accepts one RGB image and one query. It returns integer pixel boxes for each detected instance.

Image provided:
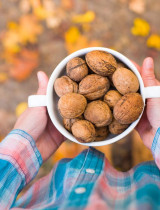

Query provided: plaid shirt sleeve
[0,129,42,209]
[151,127,160,169]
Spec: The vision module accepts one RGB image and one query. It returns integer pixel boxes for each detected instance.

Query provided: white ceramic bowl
[28,47,160,146]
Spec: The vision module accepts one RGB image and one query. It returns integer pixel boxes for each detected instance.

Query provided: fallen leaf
[129,0,145,14]
[16,102,28,116]
[72,11,95,24]
[2,15,43,54]
[9,48,39,81]
[65,26,80,44]
[147,34,160,50]
[2,29,21,53]
[65,33,102,54]
[131,18,150,37]
[33,6,50,20]
[19,15,43,44]
[0,72,8,83]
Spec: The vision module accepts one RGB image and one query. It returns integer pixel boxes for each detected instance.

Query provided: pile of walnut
[54,50,144,143]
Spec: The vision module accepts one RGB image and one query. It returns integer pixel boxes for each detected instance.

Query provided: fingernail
[144,57,153,70]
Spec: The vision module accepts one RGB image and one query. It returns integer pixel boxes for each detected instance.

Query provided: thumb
[37,71,49,95]
[141,57,157,87]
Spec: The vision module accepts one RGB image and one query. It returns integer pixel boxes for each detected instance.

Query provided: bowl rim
[47,47,145,146]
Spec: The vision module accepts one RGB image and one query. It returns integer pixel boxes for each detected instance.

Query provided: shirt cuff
[151,127,160,169]
[0,129,43,185]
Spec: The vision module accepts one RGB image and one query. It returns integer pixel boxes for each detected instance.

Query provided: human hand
[133,57,160,149]
[14,71,65,162]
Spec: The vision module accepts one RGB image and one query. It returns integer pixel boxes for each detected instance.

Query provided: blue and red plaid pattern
[0,128,160,209]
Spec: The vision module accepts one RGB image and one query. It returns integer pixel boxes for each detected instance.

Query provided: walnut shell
[113,93,144,124]
[58,93,87,119]
[79,74,110,100]
[63,115,84,132]
[109,118,129,134]
[66,57,88,82]
[84,100,112,127]
[108,74,115,87]
[117,61,125,68]
[86,50,117,76]
[95,127,109,141]
[72,120,96,143]
[54,76,78,97]
[112,68,139,95]
[104,90,122,109]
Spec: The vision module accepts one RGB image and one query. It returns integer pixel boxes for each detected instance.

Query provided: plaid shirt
[0,128,160,210]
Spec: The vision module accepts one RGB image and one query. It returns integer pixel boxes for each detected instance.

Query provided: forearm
[0,129,42,209]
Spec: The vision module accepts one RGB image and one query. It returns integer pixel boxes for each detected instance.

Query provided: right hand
[134,57,160,149]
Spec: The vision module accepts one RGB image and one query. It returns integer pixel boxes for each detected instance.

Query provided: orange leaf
[2,15,43,55]
[0,72,8,83]
[19,15,43,44]
[9,48,39,81]
[65,34,102,54]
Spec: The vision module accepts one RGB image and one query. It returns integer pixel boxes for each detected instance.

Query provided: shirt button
[86,168,95,174]
[75,187,86,194]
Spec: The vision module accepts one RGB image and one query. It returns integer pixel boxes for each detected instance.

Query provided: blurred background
[0,0,160,193]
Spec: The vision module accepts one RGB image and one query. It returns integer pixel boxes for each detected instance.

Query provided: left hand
[14,71,65,162]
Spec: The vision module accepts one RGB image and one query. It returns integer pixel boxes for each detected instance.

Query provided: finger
[131,60,141,74]
[37,71,49,95]
[141,57,157,87]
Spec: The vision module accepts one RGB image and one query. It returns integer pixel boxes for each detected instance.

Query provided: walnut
[95,127,109,141]
[79,74,110,100]
[54,76,78,97]
[109,118,129,134]
[104,90,122,109]
[112,67,139,95]
[85,50,117,76]
[63,115,83,132]
[71,120,96,143]
[84,100,112,127]
[66,57,88,82]
[58,93,87,118]
[113,93,144,124]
